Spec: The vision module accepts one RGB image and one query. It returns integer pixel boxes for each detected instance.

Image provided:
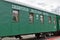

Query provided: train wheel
[15,35,22,40]
[46,32,54,37]
[48,33,53,37]
[35,33,40,38]
[42,33,47,38]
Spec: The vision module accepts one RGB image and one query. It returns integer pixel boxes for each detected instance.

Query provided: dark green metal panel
[29,9,57,33]
[58,17,60,30]
[0,1,58,37]
[44,13,57,32]
[11,4,30,35]
[57,15,60,31]
[0,1,12,36]
[18,10,30,34]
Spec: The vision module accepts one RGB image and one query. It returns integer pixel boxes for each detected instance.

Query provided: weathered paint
[0,1,58,37]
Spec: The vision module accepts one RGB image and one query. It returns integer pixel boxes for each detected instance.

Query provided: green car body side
[0,0,60,37]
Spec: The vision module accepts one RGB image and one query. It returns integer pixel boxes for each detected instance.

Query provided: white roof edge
[4,0,59,15]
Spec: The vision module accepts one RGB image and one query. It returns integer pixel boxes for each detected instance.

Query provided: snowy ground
[1,34,60,40]
[2,34,35,40]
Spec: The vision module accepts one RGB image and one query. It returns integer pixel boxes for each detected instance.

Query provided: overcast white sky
[15,0,60,11]
[6,0,60,15]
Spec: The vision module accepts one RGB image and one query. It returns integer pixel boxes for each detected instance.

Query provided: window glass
[13,10,19,22]
[40,15,44,23]
[54,16,56,24]
[29,13,34,23]
[48,16,51,23]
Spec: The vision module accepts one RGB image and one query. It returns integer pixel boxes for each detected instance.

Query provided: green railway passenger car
[0,0,60,39]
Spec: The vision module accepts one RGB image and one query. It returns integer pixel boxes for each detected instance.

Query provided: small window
[13,10,19,22]
[40,15,44,23]
[59,19,60,24]
[48,16,51,23]
[54,16,56,24]
[29,13,34,23]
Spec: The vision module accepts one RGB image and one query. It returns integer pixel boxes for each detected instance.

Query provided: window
[13,10,19,22]
[59,19,60,24]
[48,16,51,23]
[40,15,44,23]
[54,16,56,24]
[29,13,34,23]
